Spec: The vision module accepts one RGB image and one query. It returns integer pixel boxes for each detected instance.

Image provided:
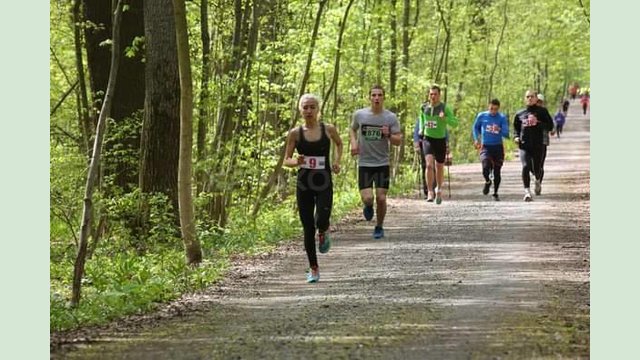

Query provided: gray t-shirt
[351,108,400,167]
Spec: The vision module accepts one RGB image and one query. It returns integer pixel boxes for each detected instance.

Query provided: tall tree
[173,0,203,265]
[72,0,124,307]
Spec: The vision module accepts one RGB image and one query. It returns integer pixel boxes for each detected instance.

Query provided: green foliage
[103,189,179,252]
[50,252,228,331]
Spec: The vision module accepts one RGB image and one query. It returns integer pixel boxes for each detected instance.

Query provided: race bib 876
[361,125,383,141]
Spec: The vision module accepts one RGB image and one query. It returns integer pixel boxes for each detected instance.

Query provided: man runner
[349,85,402,239]
[472,99,509,201]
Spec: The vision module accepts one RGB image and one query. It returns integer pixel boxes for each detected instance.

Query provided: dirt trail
[53,101,589,359]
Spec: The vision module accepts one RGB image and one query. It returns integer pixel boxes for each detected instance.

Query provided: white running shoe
[524,189,533,202]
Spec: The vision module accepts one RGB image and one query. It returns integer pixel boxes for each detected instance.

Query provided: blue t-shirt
[472,111,509,146]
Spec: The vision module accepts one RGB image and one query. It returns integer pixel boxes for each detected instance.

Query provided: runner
[417,85,459,204]
[554,107,566,138]
[513,90,554,201]
[581,92,590,115]
[349,84,402,239]
[413,111,446,198]
[284,94,343,283]
[472,99,509,201]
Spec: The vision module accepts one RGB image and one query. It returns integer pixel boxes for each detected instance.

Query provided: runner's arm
[472,114,481,142]
[513,114,521,142]
[388,115,403,146]
[541,108,554,132]
[327,124,343,169]
[445,106,459,128]
[284,129,302,167]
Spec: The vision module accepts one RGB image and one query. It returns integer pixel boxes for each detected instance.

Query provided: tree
[82,0,145,189]
[72,0,123,307]
[139,0,181,227]
[173,0,203,265]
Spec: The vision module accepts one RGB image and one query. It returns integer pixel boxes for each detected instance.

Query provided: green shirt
[419,102,458,139]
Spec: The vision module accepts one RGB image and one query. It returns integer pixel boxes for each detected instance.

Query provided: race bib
[361,125,383,141]
[300,156,326,169]
[425,121,438,129]
[485,124,500,134]
[522,114,538,127]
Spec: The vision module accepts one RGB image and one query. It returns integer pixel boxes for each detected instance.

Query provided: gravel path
[52,101,589,359]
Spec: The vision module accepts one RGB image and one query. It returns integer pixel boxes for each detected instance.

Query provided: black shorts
[480,144,505,167]
[358,166,390,190]
[422,136,447,163]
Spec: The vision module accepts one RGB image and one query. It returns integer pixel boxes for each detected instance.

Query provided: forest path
[53,100,589,359]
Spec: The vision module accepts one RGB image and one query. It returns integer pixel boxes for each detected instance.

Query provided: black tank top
[295,122,332,191]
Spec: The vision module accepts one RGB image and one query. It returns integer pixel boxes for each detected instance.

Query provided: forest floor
[51,101,589,359]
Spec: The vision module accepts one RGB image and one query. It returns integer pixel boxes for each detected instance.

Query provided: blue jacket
[472,111,509,146]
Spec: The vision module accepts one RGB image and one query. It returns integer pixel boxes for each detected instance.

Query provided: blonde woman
[284,94,343,283]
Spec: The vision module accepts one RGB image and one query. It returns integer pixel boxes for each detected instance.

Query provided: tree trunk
[82,0,145,190]
[321,0,356,116]
[173,0,203,265]
[487,0,508,101]
[196,0,211,194]
[72,0,123,307]
[394,0,411,176]
[389,0,397,98]
[139,0,181,223]
[73,0,92,156]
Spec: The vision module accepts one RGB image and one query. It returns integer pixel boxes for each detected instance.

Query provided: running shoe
[306,267,320,283]
[318,232,331,254]
[492,193,500,201]
[534,180,542,195]
[483,180,492,195]
[363,204,374,221]
[435,187,443,205]
[523,190,533,202]
[373,225,384,239]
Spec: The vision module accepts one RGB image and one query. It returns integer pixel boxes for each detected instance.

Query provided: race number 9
[308,157,317,169]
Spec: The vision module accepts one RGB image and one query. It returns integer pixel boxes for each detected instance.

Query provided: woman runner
[284,94,343,283]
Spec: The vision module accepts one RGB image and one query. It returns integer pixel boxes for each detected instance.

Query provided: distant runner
[472,99,509,201]
[417,85,459,204]
[513,90,554,201]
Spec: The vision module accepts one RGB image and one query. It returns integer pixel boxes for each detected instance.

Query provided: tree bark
[196,0,211,194]
[72,0,123,307]
[139,0,181,221]
[173,0,203,265]
[73,0,92,156]
[389,0,397,98]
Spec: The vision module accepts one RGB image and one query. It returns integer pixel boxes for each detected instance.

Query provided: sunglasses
[526,95,535,98]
